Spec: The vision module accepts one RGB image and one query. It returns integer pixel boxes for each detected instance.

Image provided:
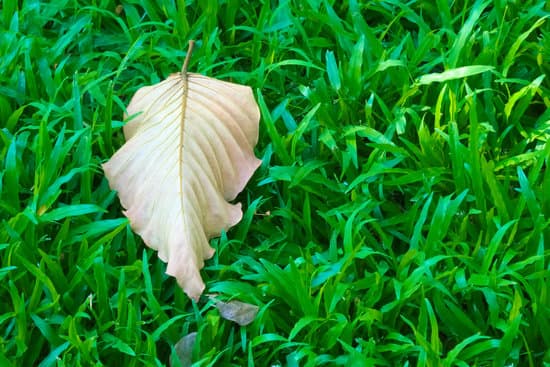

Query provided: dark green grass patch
[1,0,550,366]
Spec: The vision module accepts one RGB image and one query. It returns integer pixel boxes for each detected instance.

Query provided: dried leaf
[215,299,259,326]
[103,44,261,300]
[171,332,196,367]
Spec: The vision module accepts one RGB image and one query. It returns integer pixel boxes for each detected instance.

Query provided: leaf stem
[182,40,195,74]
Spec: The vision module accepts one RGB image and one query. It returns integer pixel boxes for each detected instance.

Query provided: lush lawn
[1,0,550,366]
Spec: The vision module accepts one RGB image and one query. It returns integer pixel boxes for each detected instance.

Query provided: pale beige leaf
[103,72,261,300]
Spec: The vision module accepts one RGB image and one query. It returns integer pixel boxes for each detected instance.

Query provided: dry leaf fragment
[172,332,197,367]
[214,299,259,326]
[103,41,261,300]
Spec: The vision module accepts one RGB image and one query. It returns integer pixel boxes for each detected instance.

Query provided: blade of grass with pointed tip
[417,65,494,85]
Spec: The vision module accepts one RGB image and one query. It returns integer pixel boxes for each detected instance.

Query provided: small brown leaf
[171,332,196,367]
[215,299,259,326]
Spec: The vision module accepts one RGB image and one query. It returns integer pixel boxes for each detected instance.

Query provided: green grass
[1,0,550,366]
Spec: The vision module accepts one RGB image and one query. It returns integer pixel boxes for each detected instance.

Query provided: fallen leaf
[103,42,261,300]
[214,299,259,326]
[171,332,196,367]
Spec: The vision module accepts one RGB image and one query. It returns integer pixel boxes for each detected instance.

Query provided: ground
[0,0,549,366]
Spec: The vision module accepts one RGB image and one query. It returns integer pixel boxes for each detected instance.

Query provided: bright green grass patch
[1,0,550,366]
